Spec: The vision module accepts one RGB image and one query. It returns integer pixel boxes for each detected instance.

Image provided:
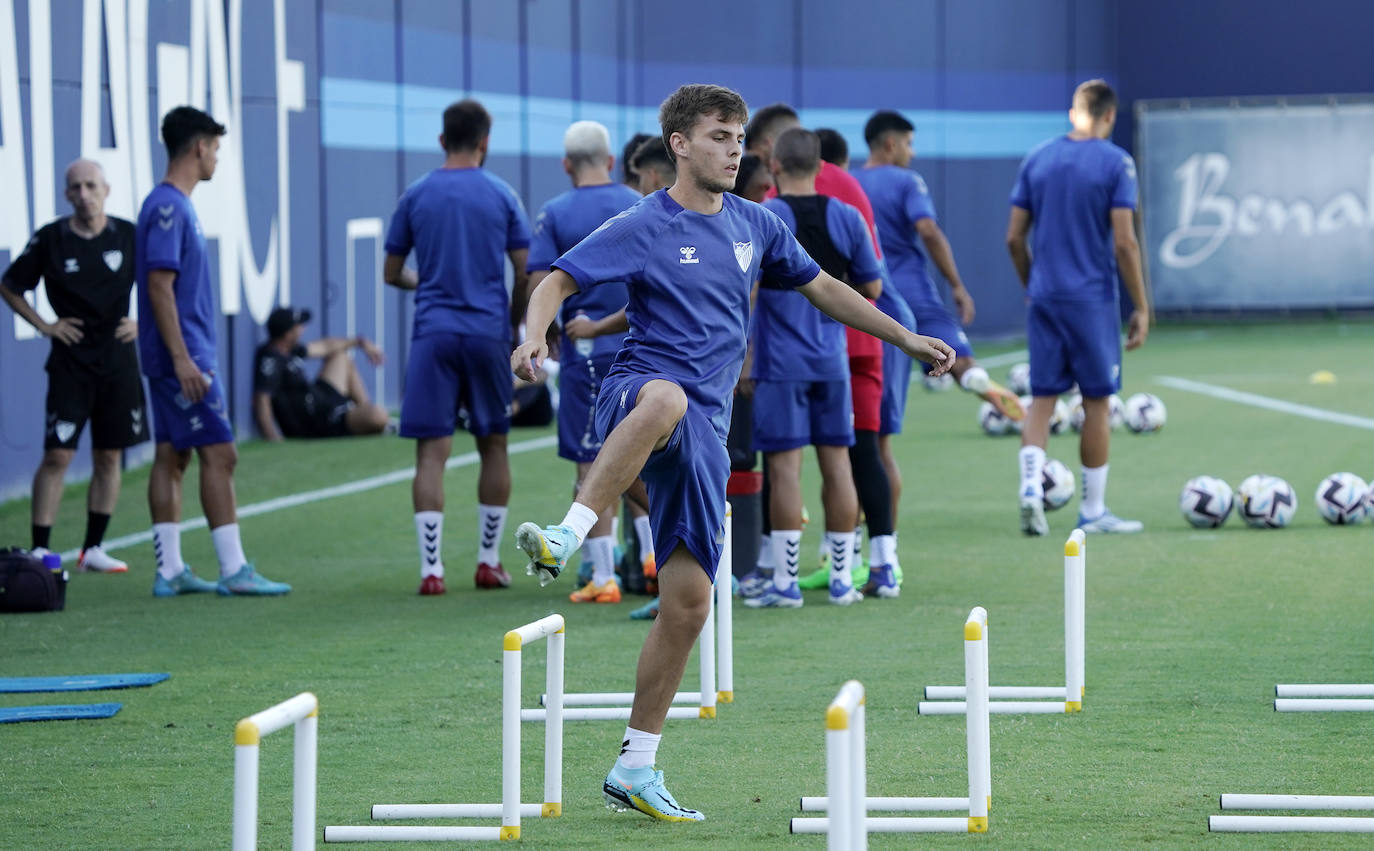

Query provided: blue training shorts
[595,371,728,581]
[147,372,234,450]
[751,378,854,452]
[400,333,512,438]
[910,304,973,373]
[558,353,616,462]
[1026,298,1122,398]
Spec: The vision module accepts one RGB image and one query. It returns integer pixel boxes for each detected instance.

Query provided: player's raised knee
[637,380,688,425]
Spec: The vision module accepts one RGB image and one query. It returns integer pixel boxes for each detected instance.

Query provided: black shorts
[45,342,149,451]
[277,379,353,438]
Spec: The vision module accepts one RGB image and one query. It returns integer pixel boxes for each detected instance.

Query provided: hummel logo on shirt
[679,246,699,264]
[64,258,79,273]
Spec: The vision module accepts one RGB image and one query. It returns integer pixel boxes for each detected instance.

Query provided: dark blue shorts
[596,372,728,581]
[147,373,234,450]
[558,354,616,462]
[1026,298,1122,398]
[752,378,854,452]
[400,334,512,438]
[910,305,973,373]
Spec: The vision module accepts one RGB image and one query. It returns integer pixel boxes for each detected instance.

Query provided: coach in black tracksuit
[1,159,149,573]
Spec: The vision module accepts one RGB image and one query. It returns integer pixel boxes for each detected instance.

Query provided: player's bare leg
[951,356,1023,420]
[878,433,901,530]
[816,444,861,603]
[30,448,74,547]
[1076,396,1141,533]
[569,462,620,602]
[148,443,191,524]
[474,433,513,588]
[197,442,238,528]
[75,448,129,572]
[412,436,451,593]
[147,443,216,595]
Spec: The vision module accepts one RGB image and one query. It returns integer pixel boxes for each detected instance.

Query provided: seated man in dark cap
[253,306,391,440]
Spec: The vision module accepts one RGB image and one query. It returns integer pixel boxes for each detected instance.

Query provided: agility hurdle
[525,509,734,722]
[324,614,564,843]
[232,692,318,851]
[791,607,991,846]
[1211,794,1374,834]
[1274,684,1374,712]
[920,530,1084,716]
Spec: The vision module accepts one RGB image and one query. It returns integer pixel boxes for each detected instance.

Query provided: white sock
[477,504,507,565]
[771,530,801,591]
[891,530,902,570]
[415,511,444,578]
[617,726,661,771]
[633,515,655,560]
[869,534,897,569]
[153,522,183,580]
[1019,445,1046,497]
[586,535,617,585]
[610,515,620,546]
[210,523,247,578]
[959,365,990,394]
[560,502,600,546]
[756,533,774,571]
[1081,464,1108,519]
[826,530,855,590]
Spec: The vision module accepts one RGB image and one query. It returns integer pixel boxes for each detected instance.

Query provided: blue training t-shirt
[527,182,643,360]
[135,183,217,378]
[553,190,821,441]
[1010,135,1137,302]
[755,196,881,382]
[385,167,531,341]
[853,164,939,311]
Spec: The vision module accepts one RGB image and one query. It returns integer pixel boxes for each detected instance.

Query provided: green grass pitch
[2,321,1372,849]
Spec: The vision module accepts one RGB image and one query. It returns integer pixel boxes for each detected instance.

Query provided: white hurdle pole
[232,692,319,851]
[717,503,734,703]
[1276,684,1374,697]
[1210,816,1374,833]
[1221,795,1374,810]
[1275,699,1374,712]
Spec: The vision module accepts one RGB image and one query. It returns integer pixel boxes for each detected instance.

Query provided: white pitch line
[1154,376,1374,431]
[977,349,1029,369]
[59,435,558,561]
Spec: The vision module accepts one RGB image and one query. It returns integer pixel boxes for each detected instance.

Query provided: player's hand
[511,340,548,382]
[904,333,956,377]
[564,314,597,340]
[45,317,84,345]
[1125,309,1149,350]
[951,284,976,325]
[359,337,385,366]
[115,317,138,343]
[174,356,210,404]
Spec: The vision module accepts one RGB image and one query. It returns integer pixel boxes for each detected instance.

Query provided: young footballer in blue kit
[384,99,531,595]
[511,85,954,823]
[744,127,883,608]
[138,106,290,597]
[527,120,648,604]
[1006,80,1150,536]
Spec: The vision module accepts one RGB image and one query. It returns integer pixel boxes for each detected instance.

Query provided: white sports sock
[210,523,248,578]
[891,531,903,570]
[586,535,616,585]
[1081,464,1108,519]
[415,511,444,578]
[153,522,183,580]
[869,533,897,569]
[617,726,661,771]
[1019,445,1047,496]
[771,530,801,591]
[826,530,855,590]
[560,502,599,546]
[756,533,774,571]
[959,365,990,394]
[477,504,507,565]
[633,515,654,559]
[610,515,620,547]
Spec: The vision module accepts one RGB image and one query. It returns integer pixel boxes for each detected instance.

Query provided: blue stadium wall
[2,0,1370,501]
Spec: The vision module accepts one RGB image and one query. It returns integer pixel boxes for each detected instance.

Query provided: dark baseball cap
[267,306,311,339]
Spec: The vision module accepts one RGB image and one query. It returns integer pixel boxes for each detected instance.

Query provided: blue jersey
[135,183,216,378]
[754,196,880,381]
[385,167,531,341]
[527,182,642,360]
[554,190,820,440]
[853,165,939,310]
[1010,136,1137,302]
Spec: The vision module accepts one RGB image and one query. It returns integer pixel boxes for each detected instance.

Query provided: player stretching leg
[1006,80,1149,535]
[512,84,953,821]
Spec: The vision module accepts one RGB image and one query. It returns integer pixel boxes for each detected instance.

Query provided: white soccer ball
[1237,474,1298,528]
[922,372,955,392]
[1041,458,1075,511]
[1314,472,1369,525]
[1006,362,1031,396]
[1123,393,1166,433]
[977,401,1012,436]
[1048,398,1071,435]
[1108,394,1125,430]
[1179,476,1234,528]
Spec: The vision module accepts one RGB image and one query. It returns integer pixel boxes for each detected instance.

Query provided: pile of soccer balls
[977,363,1166,437]
[1179,472,1370,529]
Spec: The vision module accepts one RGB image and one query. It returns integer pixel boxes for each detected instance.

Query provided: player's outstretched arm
[512,269,580,381]
[799,271,954,375]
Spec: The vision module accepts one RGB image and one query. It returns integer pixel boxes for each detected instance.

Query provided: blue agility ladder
[0,703,123,723]
[0,673,170,693]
